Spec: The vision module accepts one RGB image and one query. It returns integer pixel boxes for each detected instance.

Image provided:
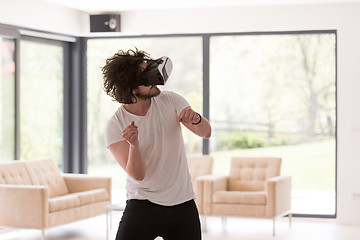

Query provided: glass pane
[87,37,202,199]
[210,34,336,215]
[20,40,63,167]
[0,37,15,161]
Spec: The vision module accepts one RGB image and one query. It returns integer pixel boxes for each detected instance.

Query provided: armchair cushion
[228,157,281,191]
[0,161,32,185]
[48,189,109,212]
[24,159,69,197]
[49,194,81,212]
[74,188,109,205]
[213,191,266,205]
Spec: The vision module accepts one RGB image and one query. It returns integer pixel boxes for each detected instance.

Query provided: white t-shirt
[104,91,195,206]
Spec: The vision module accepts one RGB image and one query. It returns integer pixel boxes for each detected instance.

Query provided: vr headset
[135,56,173,87]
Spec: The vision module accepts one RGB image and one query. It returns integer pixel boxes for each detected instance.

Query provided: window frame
[0,25,20,160]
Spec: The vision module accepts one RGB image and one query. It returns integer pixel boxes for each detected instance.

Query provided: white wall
[119,4,358,34]
[1,1,359,225]
[0,0,88,36]
[119,3,360,226]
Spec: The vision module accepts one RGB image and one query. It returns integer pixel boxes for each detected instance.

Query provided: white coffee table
[106,202,125,240]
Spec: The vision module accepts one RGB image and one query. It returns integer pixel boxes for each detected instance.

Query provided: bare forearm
[192,116,212,138]
[126,144,146,181]
[118,121,146,181]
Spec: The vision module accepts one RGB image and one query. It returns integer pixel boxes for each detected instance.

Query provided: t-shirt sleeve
[104,116,124,148]
[166,91,191,117]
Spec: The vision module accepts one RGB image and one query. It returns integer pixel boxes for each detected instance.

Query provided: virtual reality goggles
[134,56,173,87]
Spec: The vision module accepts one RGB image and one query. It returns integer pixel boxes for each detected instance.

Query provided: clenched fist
[178,107,201,125]
[122,121,139,146]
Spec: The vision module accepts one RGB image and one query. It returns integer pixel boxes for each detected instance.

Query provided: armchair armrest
[200,174,228,215]
[266,175,291,217]
[201,174,228,192]
[62,174,112,201]
[194,175,214,214]
[0,184,48,228]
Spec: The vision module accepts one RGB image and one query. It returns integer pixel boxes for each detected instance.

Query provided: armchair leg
[106,208,109,240]
[221,217,227,232]
[201,215,207,232]
[273,217,276,237]
[41,229,45,240]
[289,212,292,228]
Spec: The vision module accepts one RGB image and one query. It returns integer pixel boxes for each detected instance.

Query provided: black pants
[115,199,202,240]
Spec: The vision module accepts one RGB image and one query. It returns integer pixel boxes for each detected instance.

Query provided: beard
[135,86,161,100]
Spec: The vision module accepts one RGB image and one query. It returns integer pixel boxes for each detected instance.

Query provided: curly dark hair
[102,48,151,104]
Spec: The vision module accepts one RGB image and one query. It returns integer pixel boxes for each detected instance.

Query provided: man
[103,48,211,240]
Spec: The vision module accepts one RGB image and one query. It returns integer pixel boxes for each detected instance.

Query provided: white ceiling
[40,0,360,13]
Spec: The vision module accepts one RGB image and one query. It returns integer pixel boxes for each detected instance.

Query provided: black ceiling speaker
[90,14,121,32]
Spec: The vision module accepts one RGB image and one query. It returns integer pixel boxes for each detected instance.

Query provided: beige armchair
[198,157,291,235]
[187,155,213,214]
[0,158,111,239]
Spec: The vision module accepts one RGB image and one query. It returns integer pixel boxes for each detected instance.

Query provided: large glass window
[86,32,336,215]
[209,33,336,215]
[0,37,16,161]
[19,39,64,167]
[87,37,203,198]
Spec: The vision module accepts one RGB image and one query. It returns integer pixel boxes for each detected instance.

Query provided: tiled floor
[1,212,360,240]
